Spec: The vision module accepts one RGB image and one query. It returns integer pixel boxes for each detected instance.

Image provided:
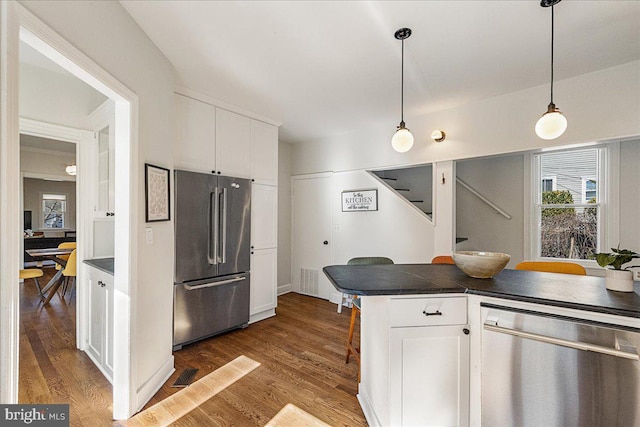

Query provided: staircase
[369,165,433,220]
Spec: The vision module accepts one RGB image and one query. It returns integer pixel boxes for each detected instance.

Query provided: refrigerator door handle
[208,188,219,265]
[218,187,228,264]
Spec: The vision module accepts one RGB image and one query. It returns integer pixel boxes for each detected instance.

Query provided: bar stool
[515,261,586,275]
[432,255,455,264]
[20,268,45,299]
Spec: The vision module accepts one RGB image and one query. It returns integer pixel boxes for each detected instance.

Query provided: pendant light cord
[550,4,555,104]
[401,38,405,124]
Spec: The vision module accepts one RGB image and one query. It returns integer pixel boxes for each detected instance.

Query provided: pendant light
[65,164,77,176]
[391,28,414,153]
[535,0,567,140]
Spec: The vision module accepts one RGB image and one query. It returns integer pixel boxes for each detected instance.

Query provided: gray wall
[619,139,640,251]
[456,154,525,268]
[23,178,76,232]
[277,141,292,291]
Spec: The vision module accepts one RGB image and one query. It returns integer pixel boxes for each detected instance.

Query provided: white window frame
[541,175,557,192]
[525,143,619,267]
[41,192,67,229]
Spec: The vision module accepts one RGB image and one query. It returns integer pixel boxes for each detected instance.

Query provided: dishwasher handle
[484,320,640,361]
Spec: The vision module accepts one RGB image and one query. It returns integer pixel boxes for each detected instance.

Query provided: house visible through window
[42,193,66,228]
[534,147,604,260]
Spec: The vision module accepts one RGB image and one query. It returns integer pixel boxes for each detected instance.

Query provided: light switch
[145,227,153,245]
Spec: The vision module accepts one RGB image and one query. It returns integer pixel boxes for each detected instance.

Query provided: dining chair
[61,249,77,299]
[515,261,586,276]
[432,255,455,265]
[19,268,45,300]
[55,242,77,272]
[345,257,394,381]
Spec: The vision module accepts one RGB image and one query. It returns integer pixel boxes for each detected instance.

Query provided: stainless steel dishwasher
[481,303,640,427]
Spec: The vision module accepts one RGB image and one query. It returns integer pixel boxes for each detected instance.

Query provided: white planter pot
[605,269,634,292]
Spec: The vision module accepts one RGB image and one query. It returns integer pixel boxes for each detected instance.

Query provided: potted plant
[594,247,639,292]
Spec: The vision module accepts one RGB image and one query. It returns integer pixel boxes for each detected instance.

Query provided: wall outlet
[633,269,640,281]
[145,227,153,245]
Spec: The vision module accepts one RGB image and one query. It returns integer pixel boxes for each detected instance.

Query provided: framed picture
[145,163,170,222]
[341,189,378,212]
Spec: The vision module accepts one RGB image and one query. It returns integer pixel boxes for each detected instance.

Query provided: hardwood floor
[19,269,366,426]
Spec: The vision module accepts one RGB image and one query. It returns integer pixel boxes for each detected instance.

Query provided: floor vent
[171,368,198,387]
[300,268,319,296]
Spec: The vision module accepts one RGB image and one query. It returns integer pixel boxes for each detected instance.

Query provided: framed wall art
[145,163,170,222]
[341,189,378,212]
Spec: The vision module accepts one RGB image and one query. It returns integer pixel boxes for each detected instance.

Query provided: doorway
[1,3,138,419]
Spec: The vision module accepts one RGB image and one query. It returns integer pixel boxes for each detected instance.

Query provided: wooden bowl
[452,251,510,279]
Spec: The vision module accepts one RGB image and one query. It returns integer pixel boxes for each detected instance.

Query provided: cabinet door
[174,93,215,173]
[86,269,105,366]
[251,184,278,249]
[215,108,251,178]
[250,248,277,316]
[251,120,278,185]
[390,325,470,427]
[103,275,114,380]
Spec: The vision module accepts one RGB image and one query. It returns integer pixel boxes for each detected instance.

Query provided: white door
[292,174,334,301]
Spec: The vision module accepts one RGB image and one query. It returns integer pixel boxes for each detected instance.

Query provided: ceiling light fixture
[65,164,77,176]
[535,0,567,140]
[391,27,414,153]
[431,130,446,143]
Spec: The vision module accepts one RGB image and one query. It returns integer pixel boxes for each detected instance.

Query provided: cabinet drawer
[389,297,467,327]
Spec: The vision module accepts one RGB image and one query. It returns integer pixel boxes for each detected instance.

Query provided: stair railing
[456,177,512,220]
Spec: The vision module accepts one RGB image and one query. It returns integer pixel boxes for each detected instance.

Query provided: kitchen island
[323,264,640,427]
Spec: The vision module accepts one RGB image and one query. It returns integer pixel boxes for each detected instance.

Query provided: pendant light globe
[392,126,414,153]
[535,103,567,140]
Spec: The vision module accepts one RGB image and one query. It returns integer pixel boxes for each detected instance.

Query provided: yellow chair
[55,242,77,271]
[345,257,394,381]
[61,249,77,299]
[515,261,586,276]
[20,268,45,299]
[432,255,455,265]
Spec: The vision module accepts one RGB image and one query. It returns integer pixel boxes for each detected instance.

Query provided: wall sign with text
[341,189,378,212]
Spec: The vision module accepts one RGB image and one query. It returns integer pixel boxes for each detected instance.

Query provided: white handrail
[456,177,512,220]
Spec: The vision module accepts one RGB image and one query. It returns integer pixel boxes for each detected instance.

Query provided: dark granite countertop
[323,264,640,319]
[83,257,114,275]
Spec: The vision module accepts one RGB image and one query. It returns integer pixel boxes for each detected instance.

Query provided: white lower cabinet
[249,248,277,323]
[360,296,470,427]
[85,265,114,382]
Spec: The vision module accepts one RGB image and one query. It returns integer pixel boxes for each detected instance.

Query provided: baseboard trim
[357,388,382,427]
[249,309,276,324]
[135,355,175,413]
[277,283,292,296]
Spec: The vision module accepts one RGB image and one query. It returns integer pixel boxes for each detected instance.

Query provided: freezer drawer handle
[484,320,640,361]
[184,276,245,291]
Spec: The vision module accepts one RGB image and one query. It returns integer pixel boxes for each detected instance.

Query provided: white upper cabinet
[251,120,278,185]
[215,108,252,178]
[174,94,215,173]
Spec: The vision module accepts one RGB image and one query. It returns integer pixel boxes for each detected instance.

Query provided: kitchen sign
[342,189,378,212]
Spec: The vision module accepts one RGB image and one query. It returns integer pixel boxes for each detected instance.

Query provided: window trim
[541,175,557,192]
[525,143,620,267]
[581,177,597,203]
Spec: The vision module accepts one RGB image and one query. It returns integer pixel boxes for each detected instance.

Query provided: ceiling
[21,134,76,155]
[121,1,640,144]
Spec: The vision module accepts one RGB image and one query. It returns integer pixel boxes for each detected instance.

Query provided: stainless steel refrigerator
[173,170,251,350]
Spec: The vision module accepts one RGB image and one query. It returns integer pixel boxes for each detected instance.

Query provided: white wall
[20,147,75,179]
[20,0,176,408]
[456,154,525,268]
[292,61,640,175]
[619,139,640,251]
[331,170,435,265]
[20,62,106,129]
[23,178,76,232]
[277,141,292,292]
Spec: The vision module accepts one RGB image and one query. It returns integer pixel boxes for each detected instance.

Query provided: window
[42,193,66,229]
[582,178,597,203]
[532,147,606,260]
[542,176,557,192]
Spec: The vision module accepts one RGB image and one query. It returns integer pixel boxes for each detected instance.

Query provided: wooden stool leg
[346,305,357,364]
[33,277,45,300]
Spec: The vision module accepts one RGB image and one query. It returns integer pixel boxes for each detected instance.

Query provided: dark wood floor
[19,269,365,426]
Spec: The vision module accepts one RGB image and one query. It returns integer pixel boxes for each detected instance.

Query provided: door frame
[19,118,93,350]
[1,2,139,419]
